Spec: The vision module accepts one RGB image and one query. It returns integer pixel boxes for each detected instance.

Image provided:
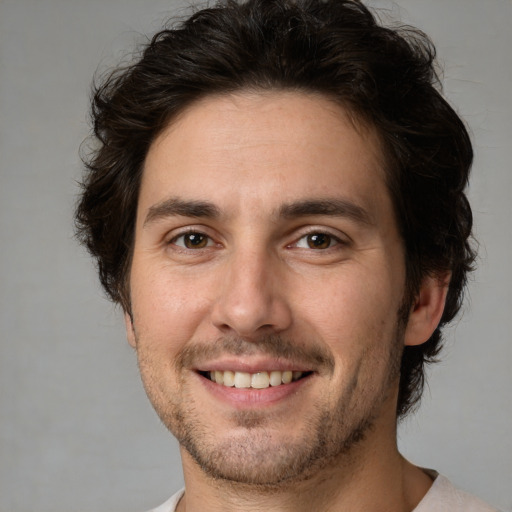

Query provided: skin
[125,91,448,512]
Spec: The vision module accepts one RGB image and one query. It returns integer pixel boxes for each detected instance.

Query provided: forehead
[140,91,389,219]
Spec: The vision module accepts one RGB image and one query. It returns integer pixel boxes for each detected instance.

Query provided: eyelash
[168,229,216,250]
[167,228,348,252]
[291,231,345,250]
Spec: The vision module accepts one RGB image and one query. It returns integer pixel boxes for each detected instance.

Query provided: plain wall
[0,1,510,511]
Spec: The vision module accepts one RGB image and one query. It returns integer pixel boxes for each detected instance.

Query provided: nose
[210,248,293,337]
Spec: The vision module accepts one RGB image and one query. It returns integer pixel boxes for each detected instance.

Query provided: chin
[173,405,375,487]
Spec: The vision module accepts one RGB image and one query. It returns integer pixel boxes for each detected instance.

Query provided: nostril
[210,281,293,337]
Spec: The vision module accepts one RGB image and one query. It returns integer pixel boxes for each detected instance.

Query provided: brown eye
[173,232,211,249]
[306,233,333,249]
[184,233,208,248]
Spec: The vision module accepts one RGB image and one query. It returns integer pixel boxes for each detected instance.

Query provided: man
[75,1,496,510]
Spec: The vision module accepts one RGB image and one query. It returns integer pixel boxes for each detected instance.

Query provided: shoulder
[414,474,499,512]
[144,489,184,512]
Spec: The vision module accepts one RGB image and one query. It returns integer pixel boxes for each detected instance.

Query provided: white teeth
[281,370,293,384]
[234,372,252,388]
[269,370,282,386]
[207,370,305,389]
[222,370,235,387]
[251,372,270,389]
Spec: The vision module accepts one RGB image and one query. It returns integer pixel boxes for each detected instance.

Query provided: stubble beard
[136,324,404,488]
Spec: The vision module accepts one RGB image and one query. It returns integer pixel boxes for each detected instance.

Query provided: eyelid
[164,225,350,250]
[166,226,218,248]
[288,226,350,248]
[295,234,339,249]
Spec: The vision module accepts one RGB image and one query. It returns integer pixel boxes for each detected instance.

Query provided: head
[76,0,474,421]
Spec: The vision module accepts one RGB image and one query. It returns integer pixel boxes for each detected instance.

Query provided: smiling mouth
[199,370,312,389]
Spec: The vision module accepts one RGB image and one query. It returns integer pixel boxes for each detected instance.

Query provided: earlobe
[404,273,450,347]
[124,311,137,348]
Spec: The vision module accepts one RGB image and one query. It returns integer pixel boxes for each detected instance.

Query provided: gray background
[0,0,510,511]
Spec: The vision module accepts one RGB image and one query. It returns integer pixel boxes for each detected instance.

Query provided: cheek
[295,268,400,334]
[292,264,404,386]
[130,265,214,348]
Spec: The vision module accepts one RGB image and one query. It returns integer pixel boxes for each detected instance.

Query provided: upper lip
[194,357,314,374]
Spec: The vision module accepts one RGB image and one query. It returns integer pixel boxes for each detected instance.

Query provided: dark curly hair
[75,0,475,417]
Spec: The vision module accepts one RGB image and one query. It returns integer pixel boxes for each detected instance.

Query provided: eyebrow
[279,198,373,225]
[143,196,373,228]
[144,197,221,227]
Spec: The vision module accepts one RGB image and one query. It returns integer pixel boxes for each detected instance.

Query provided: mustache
[176,334,335,374]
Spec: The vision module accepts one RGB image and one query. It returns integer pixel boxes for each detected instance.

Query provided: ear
[404,273,450,347]
[124,311,137,348]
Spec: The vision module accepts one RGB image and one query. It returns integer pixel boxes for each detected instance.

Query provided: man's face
[126,92,411,485]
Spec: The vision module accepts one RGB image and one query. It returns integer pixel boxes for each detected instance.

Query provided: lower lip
[196,372,313,409]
